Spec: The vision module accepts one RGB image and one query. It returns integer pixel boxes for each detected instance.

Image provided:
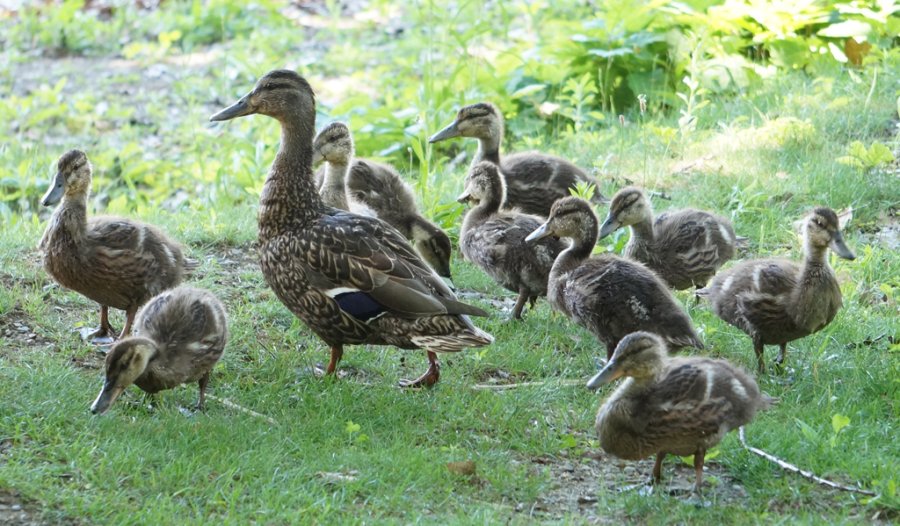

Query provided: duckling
[90,286,228,414]
[39,150,194,343]
[697,207,855,372]
[598,187,740,289]
[313,122,454,279]
[457,161,565,319]
[429,102,607,217]
[525,197,702,359]
[588,332,775,493]
[210,70,492,387]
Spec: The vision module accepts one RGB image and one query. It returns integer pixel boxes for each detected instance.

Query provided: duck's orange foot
[79,326,117,346]
[398,352,440,388]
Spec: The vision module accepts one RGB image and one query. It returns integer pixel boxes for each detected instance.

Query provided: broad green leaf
[832,414,851,435]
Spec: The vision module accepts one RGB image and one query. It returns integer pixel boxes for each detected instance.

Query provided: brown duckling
[588,332,775,493]
[598,187,741,289]
[457,161,565,319]
[90,286,228,414]
[39,150,194,343]
[526,197,702,359]
[428,102,607,217]
[697,207,855,372]
[313,122,453,279]
[210,70,492,388]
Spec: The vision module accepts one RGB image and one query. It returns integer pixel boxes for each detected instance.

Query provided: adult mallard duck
[588,332,775,493]
[598,187,741,290]
[428,102,607,217]
[697,207,855,372]
[39,149,194,343]
[210,70,492,387]
[525,197,702,359]
[313,122,454,279]
[457,161,565,319]
[90,286,228,414]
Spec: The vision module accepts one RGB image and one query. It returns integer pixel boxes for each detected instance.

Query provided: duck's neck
[259,117,322,236]
[44,192,88,249]
[626,218,655,254]
[552,219,598,278]
[790,243,839,328]
[462,190,503,230]
[320,160,350,210]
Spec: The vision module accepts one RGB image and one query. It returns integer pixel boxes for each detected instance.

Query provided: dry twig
[471,379,585,390]
[207,394,279,426]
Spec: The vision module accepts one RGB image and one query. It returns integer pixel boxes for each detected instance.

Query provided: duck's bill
[312,150,325,166]
[90,379,124,415]
[456,191,472,204]
[830,233,856,260]
[598,216,619,240]
[428,121,460,143]
[586,364,621,390]
[209,95,254,122]
[40,172,65,207]
[525,223,551,242]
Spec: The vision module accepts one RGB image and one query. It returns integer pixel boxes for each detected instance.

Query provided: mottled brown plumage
[526,197,702,359]
[599,187,740,289]
[429,102,607,217]
[698,207,855,372]
[210,70,492,387]
[313,122,453,278]
[90,286,228,414]
[39,150,194,342]
[588,332,774,493]
[457,162,564,319]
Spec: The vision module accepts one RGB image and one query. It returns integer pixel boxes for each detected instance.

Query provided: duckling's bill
[524,223,551,242]
[90,379,125,415]
[210,95,254,122]
[41,171,65,207]
[586,362,623,390]
[428,121,460,143]
[598,215,620,239]
[830,232,855,260]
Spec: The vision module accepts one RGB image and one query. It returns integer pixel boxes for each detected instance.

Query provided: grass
[1,1,899,524]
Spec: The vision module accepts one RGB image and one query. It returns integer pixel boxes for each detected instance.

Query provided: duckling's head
[312,122,354,166]
[90,337,157,415]
[586,332,666,389]
[525,196,596,243]
[456,161,506,205]
[599,187,651,239]
[429,102,502,143]
[802,207,855,260]
[41,149,91,206]
[414,230,453,279]
[210,69,315,125]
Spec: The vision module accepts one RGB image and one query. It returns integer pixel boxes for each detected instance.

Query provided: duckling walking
[457,162,564,319]
[39,150,194,343]
[698,207,855,372]
[526,197,702,359]
[211,70,491,387]
[588,332,775,493]
[90,286,228,414]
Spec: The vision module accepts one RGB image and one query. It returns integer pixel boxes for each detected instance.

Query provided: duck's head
[586,332,666,389]
[41,149,91,206]
[599,187,651,239]
[525,196,596,243]
[799,207,855,260]
[414,229,453,279]
[210,69,316,124]
[429,102,502,143]
[90,337,156,415]
[312,122,354,166]
[456,161,505,206]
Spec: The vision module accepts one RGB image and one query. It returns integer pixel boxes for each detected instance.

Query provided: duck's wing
[641,362,731,441]
[733,260,797,331]
[302,210,487,319]
[656,211,730,274]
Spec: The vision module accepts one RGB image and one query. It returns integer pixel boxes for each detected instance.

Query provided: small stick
[471,379,584,390]
[738,427,875,496]
[207,394,279,426]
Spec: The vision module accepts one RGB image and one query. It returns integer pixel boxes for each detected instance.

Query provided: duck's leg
[118,307,138,339]
[753,340,766,373]
[326,345,343,375]
[195,373,210,411]
[652,452,666,485]
[399,351,440,388]
[693,449,706,494]
[511,290,528,320]
[87,305,117,344]
[774,343,787,370]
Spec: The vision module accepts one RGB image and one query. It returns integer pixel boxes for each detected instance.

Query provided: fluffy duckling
[313,122,453,279]
[526,197,702,359]
[457,161,565,319]
[588,332,775,493]
[429,102,607,217]
[39,150,194,343]
[598,187,741,289]
[210,70,491,387]
[90,286,228,414]
[698,207,855,372]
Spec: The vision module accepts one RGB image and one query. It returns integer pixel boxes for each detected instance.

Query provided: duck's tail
[410,315,494,352]
[735,235,750,249]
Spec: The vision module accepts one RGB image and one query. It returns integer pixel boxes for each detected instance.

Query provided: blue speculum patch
[334,291,387,321]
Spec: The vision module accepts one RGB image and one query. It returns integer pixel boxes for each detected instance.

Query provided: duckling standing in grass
[697,207,855,372]
[313,122,454,279]
[90,286,228,415]
[526,197,702,359]
[429,102,607,217]
[457,161,564,319]
[598,187,741,290]
[39,150,195,344]
[588,332,775,494]
[210,70,492,387]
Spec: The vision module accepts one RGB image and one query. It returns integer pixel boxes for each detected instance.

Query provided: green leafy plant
[837,140,896,169]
